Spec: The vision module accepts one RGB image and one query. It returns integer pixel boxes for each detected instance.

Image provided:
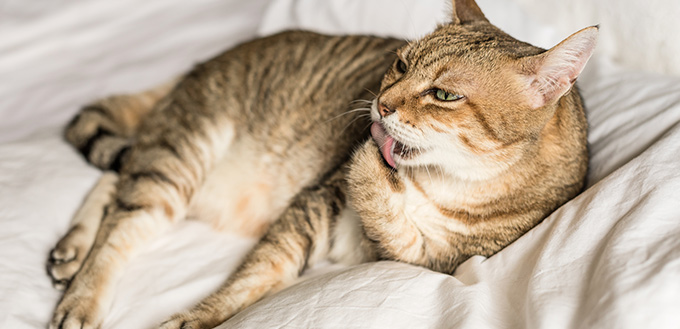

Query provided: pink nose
[379,102,395,117]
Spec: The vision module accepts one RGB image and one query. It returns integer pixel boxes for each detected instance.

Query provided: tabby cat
[47,0,597,328]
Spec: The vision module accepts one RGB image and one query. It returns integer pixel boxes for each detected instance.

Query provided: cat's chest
[395,180,471,235]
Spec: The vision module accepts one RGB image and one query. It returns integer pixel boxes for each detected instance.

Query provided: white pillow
[510,0,680,76]
[578,57,680,185]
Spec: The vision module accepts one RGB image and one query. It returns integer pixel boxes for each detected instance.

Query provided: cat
[46,0,597,328]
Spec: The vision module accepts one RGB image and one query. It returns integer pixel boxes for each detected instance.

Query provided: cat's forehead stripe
[417,50,466,70]
[410,30,501,69]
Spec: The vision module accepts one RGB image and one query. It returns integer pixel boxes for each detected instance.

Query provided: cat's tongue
[370,122,396,168]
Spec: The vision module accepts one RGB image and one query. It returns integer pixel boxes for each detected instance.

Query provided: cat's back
[139,30,403,174]
[191,30,404,119]
[153,31,403,159]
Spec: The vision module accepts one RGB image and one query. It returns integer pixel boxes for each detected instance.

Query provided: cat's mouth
[370,122,420,168]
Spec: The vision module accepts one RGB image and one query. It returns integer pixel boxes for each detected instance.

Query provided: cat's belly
[186,139,300,238]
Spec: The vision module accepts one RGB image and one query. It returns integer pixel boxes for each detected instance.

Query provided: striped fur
[48,1,596,328]
[49,31,402,329]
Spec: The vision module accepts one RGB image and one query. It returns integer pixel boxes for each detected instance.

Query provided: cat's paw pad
[46,225,89,289]
[48,289,101,329]
[159,311,221,329]
[159,316,200,329]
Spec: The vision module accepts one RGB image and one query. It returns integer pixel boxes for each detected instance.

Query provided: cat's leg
[65,76,180,170]
[49,107,235,329]
[47,172,118,290]
[158,169,348,329]
[347,141,425,261]
[47,77,180,289]
[347,141,478,274]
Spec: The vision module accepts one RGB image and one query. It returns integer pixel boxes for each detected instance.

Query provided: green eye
[435,89,462,101]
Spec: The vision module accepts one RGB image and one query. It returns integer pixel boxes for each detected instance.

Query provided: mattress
[1,0,679,328]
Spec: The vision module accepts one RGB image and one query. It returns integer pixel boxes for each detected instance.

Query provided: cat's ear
[519,26,598,109]
[451,0,488,25]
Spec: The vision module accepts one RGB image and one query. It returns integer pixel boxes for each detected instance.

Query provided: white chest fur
[398,178,472,240]
[331,173,473,265]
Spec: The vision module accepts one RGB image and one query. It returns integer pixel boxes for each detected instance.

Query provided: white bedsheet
[1,0,679,328]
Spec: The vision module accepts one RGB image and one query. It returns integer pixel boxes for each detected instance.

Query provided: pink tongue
[370,122,396,168]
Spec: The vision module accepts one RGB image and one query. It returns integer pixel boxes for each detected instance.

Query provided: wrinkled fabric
[1,1,679,328]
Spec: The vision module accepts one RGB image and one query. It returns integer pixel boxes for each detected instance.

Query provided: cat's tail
[65,77,180,171]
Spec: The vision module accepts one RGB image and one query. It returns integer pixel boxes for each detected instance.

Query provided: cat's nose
[378,102,395,117]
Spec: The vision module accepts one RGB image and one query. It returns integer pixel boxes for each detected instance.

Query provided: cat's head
[370,0,597,181]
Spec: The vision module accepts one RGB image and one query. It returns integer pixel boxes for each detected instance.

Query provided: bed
[1,0,679,328]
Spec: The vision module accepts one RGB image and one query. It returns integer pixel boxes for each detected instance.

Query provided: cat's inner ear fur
[450,0,488,25]
[520,26,599,109]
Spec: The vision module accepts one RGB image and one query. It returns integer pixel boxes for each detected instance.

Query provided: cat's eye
[434,89,463,102]
[396,59,407,74]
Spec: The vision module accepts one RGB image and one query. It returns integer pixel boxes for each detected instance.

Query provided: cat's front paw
[46,224,93,290]
[49,285,103,329]
[354,139,389,169]
[349,140,403,191]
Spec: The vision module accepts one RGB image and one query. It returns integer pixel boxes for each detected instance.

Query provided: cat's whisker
[377,136,393,151]
[325,108,371,124]
[396,0,419,40]
[339,113,372,135]
[361,122,375,136]
[350,99,374,106]
[363,88,378,98]
[420,147,434,184]
[437,164,445,181]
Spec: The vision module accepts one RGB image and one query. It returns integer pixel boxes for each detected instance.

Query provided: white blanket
[1,0,679,328]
